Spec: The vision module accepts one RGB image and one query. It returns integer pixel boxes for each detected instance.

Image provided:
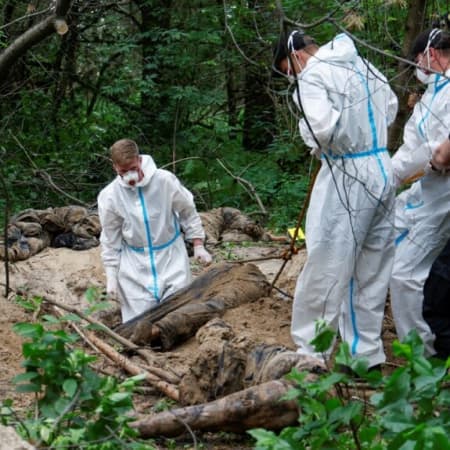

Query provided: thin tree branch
[216,158,267,216]
[0,169,10,297]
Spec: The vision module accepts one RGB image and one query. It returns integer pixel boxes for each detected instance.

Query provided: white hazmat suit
[390,70,450,356]
[291,34,398,367]
[98,155,205,322]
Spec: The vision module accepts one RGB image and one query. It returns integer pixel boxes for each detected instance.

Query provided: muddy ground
[0,240,399,449]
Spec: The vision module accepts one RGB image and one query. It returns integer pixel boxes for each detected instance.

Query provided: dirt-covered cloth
[423,238,450,360]
[200,207,271,244]
[178,319,249,405]
[178,318,326,406]
[1,206,275,262]
[148,298,227,350]
[117,262,270,349]
[0,206,100,261]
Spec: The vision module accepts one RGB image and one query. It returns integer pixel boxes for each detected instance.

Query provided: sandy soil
[0,241,398,449]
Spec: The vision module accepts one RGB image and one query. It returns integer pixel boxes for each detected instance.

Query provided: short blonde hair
[110,139,139,165]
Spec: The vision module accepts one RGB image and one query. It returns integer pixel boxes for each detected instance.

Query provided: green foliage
[0,0,432,232]
[250,330,450,450]
[2,318,155,449]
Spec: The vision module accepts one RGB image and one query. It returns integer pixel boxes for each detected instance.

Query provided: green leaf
[108,392,129,403]
[310,321,335,353]
[329,401,363,425]
[85,323,109,332]
[13,322,43,338]
[42,315,61,324]
[335,341,353,367]
[54,397,71,415]
[379,369,411,405]
[60,313,82,323]
[40,425,51,443]
[85,286,101,303]
[381,409,415,433]
[63,378,78,397]
[12,372,39,384]
[15,383,41,393]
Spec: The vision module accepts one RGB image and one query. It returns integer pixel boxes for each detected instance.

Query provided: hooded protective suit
[98,155,205,322]
[390,70,450,356]
[290,34,398,366]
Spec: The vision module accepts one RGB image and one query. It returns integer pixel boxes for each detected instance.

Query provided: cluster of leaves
[250,328,450,449]
[1,316,155,449]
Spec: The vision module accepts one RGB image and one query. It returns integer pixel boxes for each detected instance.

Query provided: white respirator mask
[122,170,140,187]
[415,67,435,84]
[415,28,442,85]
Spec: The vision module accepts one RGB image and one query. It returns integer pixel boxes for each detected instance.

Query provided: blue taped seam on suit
[418,76,450,138]
[138,187,160,301]
[395,229,409,246]
[126,215,181,252]
[356,67,388,185]
[349,277,360,354]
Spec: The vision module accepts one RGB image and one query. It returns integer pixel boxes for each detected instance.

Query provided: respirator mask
[415,28,442,84]
[415,67,435,84]
[122,170,140,187]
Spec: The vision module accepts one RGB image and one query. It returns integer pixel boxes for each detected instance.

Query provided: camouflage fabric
[178,319,326,406]
[199,207,269,244]
[1,205,101,261]
[154,298,226,350]
[1,205,268,262]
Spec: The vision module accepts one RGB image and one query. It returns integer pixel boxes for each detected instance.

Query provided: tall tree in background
[388,0,428,150]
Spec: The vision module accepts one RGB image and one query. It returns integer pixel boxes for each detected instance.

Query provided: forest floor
[0,239,400,449]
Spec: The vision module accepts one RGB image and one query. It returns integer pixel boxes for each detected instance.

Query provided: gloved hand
[105,266,119,300]
[193,244,212,265]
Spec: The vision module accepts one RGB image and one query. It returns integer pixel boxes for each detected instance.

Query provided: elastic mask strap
[424,28,442,54]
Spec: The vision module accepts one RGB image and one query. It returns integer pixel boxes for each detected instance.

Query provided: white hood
[118,154,157,189]
[308,33,357,69]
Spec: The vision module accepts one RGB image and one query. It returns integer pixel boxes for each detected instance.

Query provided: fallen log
[115,263,270,350]
[86,331,179,401]
[132,379,298,438]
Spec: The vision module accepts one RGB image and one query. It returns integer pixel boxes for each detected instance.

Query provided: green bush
[1,317,155,449]
[250,329,450,450]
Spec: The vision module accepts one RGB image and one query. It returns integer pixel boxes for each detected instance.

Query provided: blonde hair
[110,139,139,165]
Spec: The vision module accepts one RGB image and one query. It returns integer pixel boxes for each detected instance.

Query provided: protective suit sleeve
[387,86,399,127]
[97,189,124,269]
[295,73,341,150]
[392,118,437,187]
[105,266,118,297]
[168,175,205,241]
[366,60,398,126]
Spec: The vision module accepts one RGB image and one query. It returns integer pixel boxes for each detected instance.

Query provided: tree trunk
[388,0,427,150]
[242,0,276,151]
[133,379,298,438]
[136,0,173,138]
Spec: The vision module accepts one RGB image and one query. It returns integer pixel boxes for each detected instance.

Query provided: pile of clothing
[0,205,101,261]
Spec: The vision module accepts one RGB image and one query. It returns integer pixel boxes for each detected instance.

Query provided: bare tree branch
[216,158,267,216]
[0,0,72,80]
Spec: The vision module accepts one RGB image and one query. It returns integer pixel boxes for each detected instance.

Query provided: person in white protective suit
[389,28,450,356]
[274,31,398,369]
[98,138,212,323]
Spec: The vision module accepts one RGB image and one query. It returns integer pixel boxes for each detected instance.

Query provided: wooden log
[85,331,179,401]
[132,379,298,438]
[115,262,270,349]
